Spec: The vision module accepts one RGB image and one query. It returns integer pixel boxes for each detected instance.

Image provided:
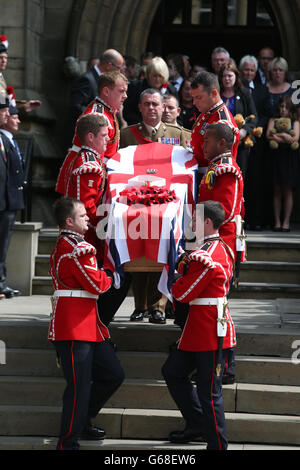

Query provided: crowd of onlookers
[117,46,300,233]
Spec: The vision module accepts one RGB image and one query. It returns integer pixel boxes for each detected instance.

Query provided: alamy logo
[291,81,300,106]
[0,340,6,364]
[291,340,300,365]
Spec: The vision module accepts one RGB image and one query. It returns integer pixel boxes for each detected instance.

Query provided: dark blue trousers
[162,345,228,450]
[54,339,124,450]
[0,210,16,288]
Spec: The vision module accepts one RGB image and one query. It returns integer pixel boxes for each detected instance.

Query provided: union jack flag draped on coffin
[97,142,198,300]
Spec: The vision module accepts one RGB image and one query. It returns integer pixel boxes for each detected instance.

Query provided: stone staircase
[32,229,300,298]
[0,299,300,450]
[0,228,300,450]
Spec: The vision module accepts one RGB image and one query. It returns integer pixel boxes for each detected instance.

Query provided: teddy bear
[234,113,263,148]
[269,117,299,150]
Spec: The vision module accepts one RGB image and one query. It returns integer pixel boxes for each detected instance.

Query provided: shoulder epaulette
[187,249,215,269]
[72,161,103,176]
[217,107,228,120]
[200,242,212,251]
[214,159,242,179]
[128,122,142,129]
[92,102,104,114]
[73,241,97,258]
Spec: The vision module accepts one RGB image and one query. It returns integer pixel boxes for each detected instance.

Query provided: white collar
[204,233,220,240]
[60,229,84,238]
[94,64,101,76]
[0,128,13,144]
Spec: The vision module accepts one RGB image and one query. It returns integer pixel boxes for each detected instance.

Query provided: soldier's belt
[53,289,98,299]
[189,297,227,306]
[189,297,228,337]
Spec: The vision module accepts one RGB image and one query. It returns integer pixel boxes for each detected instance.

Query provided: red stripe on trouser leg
[210,351,222,450]
[60,341,77,450]
[224,354,228,375]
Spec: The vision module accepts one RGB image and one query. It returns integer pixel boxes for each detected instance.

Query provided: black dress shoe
[0,286,21,298]
[80,424,106,440]
[130,309,145,321]
[222,374,235,385]
[169,428,203,443]
[149,310,166,324]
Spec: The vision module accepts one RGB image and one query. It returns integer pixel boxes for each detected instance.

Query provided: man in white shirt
[255,47,275,86]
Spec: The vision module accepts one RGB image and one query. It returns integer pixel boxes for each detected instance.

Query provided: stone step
[230,282,300,299]
[0,376,233,413]
[32,276,52,295]
[34,255,50,277]
[32,275,300,298]
[246,239,300,263]
[37,230,300,263]
[1,405,300,445]
[239,261,300,284]
[37,231,57,254]
[1,321,299,358]
[35,255,300,284]
[2,349,300,386]
[1,376,300,418]
[1,436,299,450]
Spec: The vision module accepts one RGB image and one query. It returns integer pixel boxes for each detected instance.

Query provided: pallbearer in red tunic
[198,122,246,264]
[56,71,128,195]
[162,200,235,451]
[55,113,109,260]
[197,122,246,386]
[190,71,239,174]
[55,114,131,328]
[49,197,124,451]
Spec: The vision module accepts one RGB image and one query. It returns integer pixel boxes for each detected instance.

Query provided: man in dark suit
[0,101,24,298]
[68,49,125,144]
[239,55,272,128]
[254,47,275,86]
[239,55,273,230]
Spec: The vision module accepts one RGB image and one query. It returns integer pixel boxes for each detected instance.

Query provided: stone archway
[67,0,161,63]
[66,0,300,70]
[269,0,300,70]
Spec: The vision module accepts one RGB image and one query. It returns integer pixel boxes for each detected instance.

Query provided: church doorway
[147,0,282,69]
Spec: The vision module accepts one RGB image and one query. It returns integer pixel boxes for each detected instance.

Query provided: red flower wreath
[118,185,177,206]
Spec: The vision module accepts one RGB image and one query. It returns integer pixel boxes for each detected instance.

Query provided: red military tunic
[197,152,245,262]
[191,101,239,170]
[56,97,119,195]
[55,146,105,259]
[48,230,112,342]
[172,237,236,352]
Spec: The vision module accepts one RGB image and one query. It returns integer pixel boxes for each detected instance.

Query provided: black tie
[12,137,23,165]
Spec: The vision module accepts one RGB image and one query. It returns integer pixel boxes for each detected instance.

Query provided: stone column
[6,222,43,296]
